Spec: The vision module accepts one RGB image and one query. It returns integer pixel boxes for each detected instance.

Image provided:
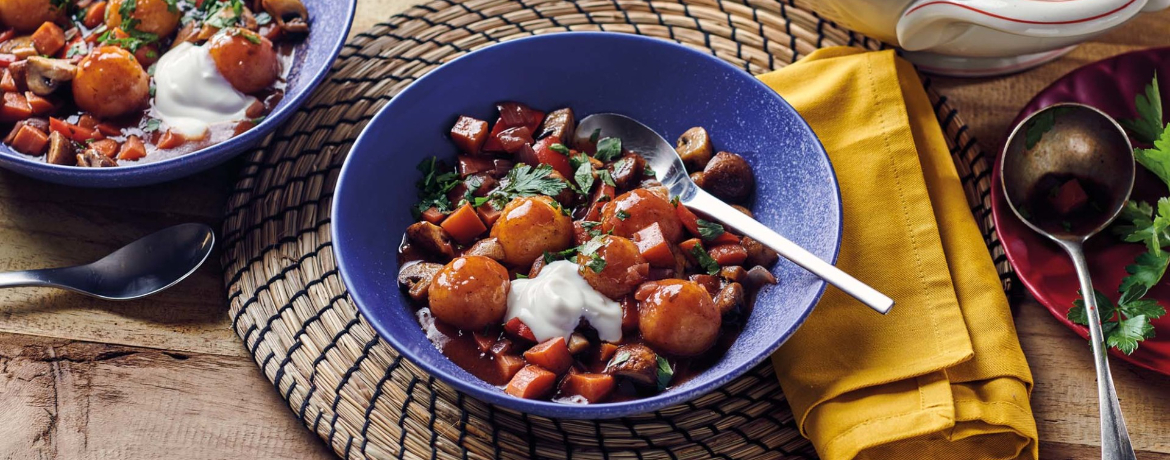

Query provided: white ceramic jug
[804,0,1170,76]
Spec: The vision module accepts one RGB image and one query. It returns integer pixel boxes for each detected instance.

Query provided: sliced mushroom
[537,107,575,141]
[46,131,76,165]
[397,261,442,301]
[719,265,747,283]
[566,333,590,355]
[0,36,37,59]
[172,20,199,48]
[7,60,28,93]
[405,221,455,260]
[604,343,657,385]
[609,153,645,190]
[742,235,778,268]
[76,149,117,167]
[744,265,778,290]
[700,151,754,203]
[675,127,713,171]
[26,57,77,96]
[262,0,309,34]
[713,282,744,315]
[464,237,505,261]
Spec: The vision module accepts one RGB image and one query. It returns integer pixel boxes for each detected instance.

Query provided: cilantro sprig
[1076,74,1170,354]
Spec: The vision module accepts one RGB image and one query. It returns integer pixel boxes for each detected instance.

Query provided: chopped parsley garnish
[697,219,724,241]
[578,236,607,273]
[543,246,578,264]
[644,165,656,177]
[65,41,88,58]
[670,195,681,207]
[588,128,601,144]
[143,119,161,132]
[98,27,159,52]
[478,163,569,210]
[549,143,570,155]
[616,210,630,221]
[690,244,720,275]
[515,273,528,279]
[254,11,273,25]
[611,157,629,174]
[597,170,616,187]
[581,220,603,238]
[594,137,622,162]
[203,0,246,28]
[573,158,594,196]
[655,355,673,391]
[412,156,461,218]
[609,350,630,367]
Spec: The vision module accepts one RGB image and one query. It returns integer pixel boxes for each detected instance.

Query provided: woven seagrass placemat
[220,1,1011,458]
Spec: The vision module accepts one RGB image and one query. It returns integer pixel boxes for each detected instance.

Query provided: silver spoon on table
[0,223,215,300]
[1000,103,1136,460]
[578,114,893,314]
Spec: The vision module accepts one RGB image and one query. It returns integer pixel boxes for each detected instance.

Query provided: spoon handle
[1062,243,1137,460]
[685,189,893,314]
[0,269,63,289]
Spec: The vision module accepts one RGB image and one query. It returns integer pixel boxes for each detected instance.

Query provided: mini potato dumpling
[207,28,280,94]
[428,256,510,331]
[577,235,647,299]
[490,196,573,267]
[600,189,684,243]
[72,46,151,118]
[106,0,183,37]
[0,0,65,32]
[636,280,721,356]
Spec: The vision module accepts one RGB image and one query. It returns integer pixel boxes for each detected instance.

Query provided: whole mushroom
[261,0,310,34]
[675,127,713,171]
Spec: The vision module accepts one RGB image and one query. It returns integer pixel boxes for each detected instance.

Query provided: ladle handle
[1062,242,1137,460]
[685,189,893,314]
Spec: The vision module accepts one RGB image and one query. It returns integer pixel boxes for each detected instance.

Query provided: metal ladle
[1000,103,1137,460]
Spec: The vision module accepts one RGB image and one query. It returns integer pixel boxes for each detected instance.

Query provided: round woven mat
[220,1,1012,458]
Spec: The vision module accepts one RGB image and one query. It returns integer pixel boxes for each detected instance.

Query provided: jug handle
[897,0,1154,52]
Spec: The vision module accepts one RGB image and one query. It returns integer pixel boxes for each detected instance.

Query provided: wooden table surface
[1,2,1168,459]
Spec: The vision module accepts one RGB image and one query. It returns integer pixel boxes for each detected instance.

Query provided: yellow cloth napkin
[760,48,1039,460]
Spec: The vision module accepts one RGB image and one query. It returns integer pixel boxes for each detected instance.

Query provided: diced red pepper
[504,317,536,342]
[1050,179,1089,215]
[49,117,103,143]
[708,244,748,266]
[529,135,572,177]
[676,204,700,237]
[481,117,507,152]
[496,101,544,133]
[584,181,616,222]
[495,126,533,154]
[457,155,494,177]
[450,115,489,154]
[620,296,639,334]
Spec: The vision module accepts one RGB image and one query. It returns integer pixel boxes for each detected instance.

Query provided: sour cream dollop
[153,42,253,137]
[505,260,623,343]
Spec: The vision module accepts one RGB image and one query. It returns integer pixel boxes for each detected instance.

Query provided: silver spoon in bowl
[0,223,215,300]
[1000,103,1136,460]
[578,114,893,314]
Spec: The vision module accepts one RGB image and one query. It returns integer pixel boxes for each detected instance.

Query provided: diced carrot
[523,337,573,375]
[9,124,49,155]
[633,222,674,268]
[25,92,53,115]
[708,244,748,266]
[0,92,31,121]
[0,70,14,92]
[420,206,445,225]
[84,2,108,28]
[595,342,618,364]
[450,115,489,154]
[559,373,615,403]
[473,331,496,354]
[116,134,145,160]
[31,22,66,56]
[504,365,557,399]
[95,122,122,136]
[689,274,721,297]
[709,230,739,246]
[89,138,118,158]
[676,204,700,237]
[678,238,702,263]
[110,27,130,40]
[620,296,639,334]
[48,117,69,135]
[50,118,102,143]
[157,129,185,149]
[475,203,500,227]
[439,202,487,244]
[504,317,536,342]
[494,355,526,382]
[76,114,98,129]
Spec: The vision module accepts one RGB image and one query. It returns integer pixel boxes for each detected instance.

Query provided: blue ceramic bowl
[0,0,355,188]
[333,32,841,419]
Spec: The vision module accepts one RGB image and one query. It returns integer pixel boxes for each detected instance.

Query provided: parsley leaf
[1135,123,1170,190]
[143,119,161,133]
[543,247,579,264]
[578,236,607,273]
[254,11,273,25]
[697,219,724,241]
[549,143,570,155]
[1121,73,1163,145]
[1120,250,1170,301]
[609,350,630,367]
[598,170,616,187]
[616,210,629,221]
[573,157,594,196]
[690,244,720,275]
[481,163,568,209]
[595,137,622,162]
[1071,287,1167,355]
[412,156,460,218]
[1108,315,1155,355]
[655,355,673,391]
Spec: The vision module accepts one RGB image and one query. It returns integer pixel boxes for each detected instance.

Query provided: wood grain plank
[0,332,334,460]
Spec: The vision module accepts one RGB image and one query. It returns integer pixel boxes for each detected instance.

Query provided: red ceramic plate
[992,47,1170,375]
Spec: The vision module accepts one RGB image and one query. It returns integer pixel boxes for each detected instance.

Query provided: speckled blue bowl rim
[0,0,356,188]
[333,32,842,419]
